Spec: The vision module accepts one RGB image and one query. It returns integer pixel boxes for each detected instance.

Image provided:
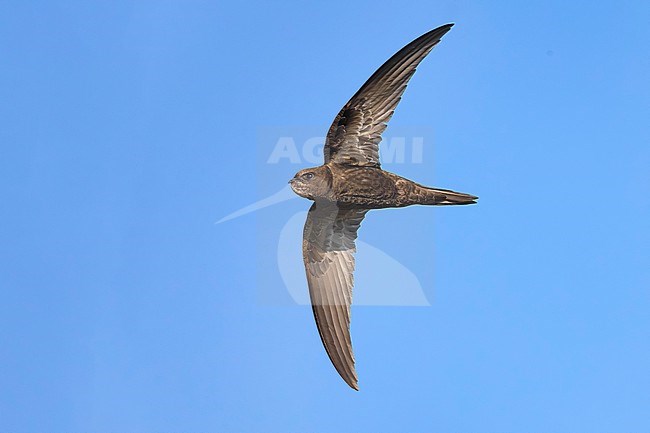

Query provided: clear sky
[1,1,649,432]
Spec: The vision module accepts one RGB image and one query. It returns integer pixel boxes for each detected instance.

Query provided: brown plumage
[289,23,477,391]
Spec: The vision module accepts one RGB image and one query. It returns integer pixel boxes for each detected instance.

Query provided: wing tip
[437,22,455,36]
[342,372,360,391]
[333,353,361,391]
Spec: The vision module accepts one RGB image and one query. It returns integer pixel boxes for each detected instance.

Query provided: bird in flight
[289,23,477,390]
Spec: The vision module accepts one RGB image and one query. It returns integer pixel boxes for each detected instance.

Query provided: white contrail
[216,184,297,224]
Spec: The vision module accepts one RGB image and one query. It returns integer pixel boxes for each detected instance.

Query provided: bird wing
[324,23,454,167]
[302,201,368,390]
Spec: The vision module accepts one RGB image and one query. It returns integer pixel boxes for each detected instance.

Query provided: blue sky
[1,1,649,432]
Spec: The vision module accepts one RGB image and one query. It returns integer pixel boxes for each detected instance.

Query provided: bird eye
[302,172,314,180]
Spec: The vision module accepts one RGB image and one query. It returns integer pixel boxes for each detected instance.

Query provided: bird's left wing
[302,201,368,390]
[324,23,454,167]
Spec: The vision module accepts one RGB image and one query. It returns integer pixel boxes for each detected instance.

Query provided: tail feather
[431,187,478,205]
[414,186,478,206]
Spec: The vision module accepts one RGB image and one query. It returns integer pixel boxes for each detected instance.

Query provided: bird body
[288,23,477,390]
[291,163,477,208]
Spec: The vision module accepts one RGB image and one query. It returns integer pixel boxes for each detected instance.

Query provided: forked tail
[410,184,478,206]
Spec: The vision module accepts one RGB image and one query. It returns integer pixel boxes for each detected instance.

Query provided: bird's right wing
[324,24,454,167]
[302,201,368,390]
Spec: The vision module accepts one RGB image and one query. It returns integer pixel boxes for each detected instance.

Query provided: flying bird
[289,23,477,390]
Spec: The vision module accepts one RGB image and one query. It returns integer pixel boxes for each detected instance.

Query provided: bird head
[289,166,332,200]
